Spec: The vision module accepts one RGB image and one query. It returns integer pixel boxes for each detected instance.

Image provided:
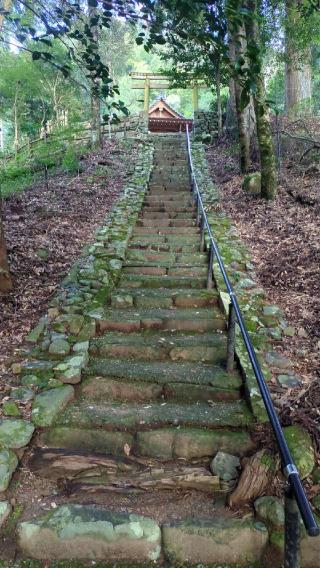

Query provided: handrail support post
[207,246,214,289]
[200,217,205,252]
[226,301,236,373]
[284,484,301,568]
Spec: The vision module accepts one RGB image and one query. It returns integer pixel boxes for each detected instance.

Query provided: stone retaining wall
[103,112,148,140]
[194,110,218,140]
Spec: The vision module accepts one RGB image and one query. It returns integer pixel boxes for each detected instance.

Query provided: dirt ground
[0,138,136,384]
[206,140,320,455]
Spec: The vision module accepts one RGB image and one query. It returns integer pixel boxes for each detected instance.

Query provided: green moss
[2,503,24,536]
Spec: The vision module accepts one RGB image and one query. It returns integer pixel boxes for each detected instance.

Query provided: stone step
[86,358,239,388]
[39,423,255,459]
[122,265,208,277]
[128,242,200,253]
[143,203,195,212]
[111,287,218,309]
[18,505,162,562]
[89,330,228,364]
[118,274,207,289]
[17,504,269,564]
[95,307,226,333]
[141,211,195,219]
[136,218,196,228]
[126,250,207,265]
[80,374,240,404]
[130,234,200,244]
[148,185,190,192]
[133,227,200,236]
[144,196,193,206]
[52,400,253,433]
[146,190,192,198]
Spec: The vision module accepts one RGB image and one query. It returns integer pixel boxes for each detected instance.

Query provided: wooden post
[192,83,199,112]
[144,78,150,113]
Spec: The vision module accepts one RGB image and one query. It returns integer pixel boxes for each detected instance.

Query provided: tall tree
[226,3,251,172]
[285,0,312,115]
[244,0,277,199]
[0,2,12,292]
[87,0,102,147]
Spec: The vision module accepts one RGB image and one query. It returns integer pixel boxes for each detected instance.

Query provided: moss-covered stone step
[95,307,226,333]
[80,374,240,403]
[53,400,253,432]
[118,274,207,289]
[143,204,195,213]
[18,505,161,562]
[85,358,241,389]
[128,241,200,253]
[133,226,200,236]
[144,197,193,207]
[122,265,208,278]
[130,234,200,245]
[126,250,207,265]
[162,517,268,565]
[89,330,228,364]
[111,287,218,309]
[141,210,195,219]
[137,218,196,228]
[39,425,255,459]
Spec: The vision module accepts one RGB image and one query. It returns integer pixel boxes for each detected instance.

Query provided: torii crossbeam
[130,72,208,112]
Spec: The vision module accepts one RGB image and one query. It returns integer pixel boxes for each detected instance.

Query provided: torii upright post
[192,83,199,112]
[144,78,151,113]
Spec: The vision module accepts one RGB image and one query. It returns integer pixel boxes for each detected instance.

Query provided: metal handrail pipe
[185,124,319,538]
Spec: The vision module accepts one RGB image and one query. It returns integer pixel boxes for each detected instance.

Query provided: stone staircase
[15,135,270,565]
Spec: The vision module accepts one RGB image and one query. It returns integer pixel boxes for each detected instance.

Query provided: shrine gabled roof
[148,97,186,119]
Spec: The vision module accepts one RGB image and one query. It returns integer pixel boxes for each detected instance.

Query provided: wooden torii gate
[130,72,207,113]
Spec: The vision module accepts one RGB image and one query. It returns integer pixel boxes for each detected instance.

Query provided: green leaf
[32,51,42,61]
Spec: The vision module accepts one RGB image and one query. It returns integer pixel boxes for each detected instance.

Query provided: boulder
[284,425,315,479]
[0,419,34,449]
[0,501,11,527]
[49,339,71,357]
[242,172,261,195]
[254,496,284,528]
[0,449,18,491]
[18,505,161,562]
[2,401,20,417]
[210,451,240,482]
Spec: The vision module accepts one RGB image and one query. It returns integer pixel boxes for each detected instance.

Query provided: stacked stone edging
[103,112,148,139]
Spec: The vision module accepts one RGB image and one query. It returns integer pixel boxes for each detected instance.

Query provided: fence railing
[185,124,319,568]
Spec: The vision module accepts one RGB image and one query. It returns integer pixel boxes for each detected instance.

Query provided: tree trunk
[228,18,251,173]
[216,58,222,137]
[285,0,312,116]
[88,1,102,147]
[244,0,277,200]
[13,85,19,155]
[0,199,12,293]
[229,450,278,507]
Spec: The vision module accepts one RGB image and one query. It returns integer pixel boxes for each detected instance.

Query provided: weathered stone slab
[162,517,268,565]
[18,505,161,561]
